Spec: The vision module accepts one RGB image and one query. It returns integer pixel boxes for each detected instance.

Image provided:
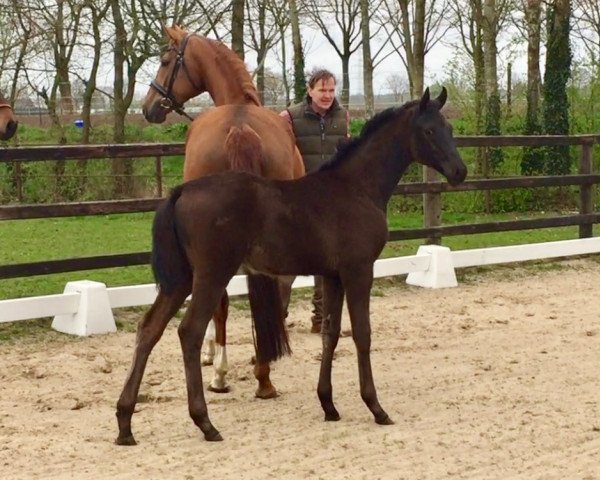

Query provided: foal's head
[143,25,206,123]
[409,87,467,186]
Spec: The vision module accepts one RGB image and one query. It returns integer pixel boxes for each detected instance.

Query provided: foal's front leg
[115,284,190,445]
[317,275,345,421]
[342,267,393,425]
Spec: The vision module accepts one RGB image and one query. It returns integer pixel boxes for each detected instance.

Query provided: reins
[150,34,203,121]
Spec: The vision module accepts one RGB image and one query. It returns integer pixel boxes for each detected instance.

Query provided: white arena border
[0,237,598,336]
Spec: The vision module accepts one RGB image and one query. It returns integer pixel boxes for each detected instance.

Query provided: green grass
[0,209,591,301]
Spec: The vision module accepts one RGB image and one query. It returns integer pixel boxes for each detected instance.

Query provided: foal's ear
[419,88,431,113]
[436,87,448,109]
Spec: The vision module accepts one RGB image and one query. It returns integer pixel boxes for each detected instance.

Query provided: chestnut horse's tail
[225,124,263,175]
[226,124,290,362]
[247,273,292,362]
[151,185,192,294]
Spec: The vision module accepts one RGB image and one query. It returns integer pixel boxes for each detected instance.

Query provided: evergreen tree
[521,92,545,175]
[485,92,504,171]
[542,0,572,175]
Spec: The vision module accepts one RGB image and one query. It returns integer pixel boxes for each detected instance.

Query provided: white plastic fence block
[406,245,458,289]
[52,280,116,336]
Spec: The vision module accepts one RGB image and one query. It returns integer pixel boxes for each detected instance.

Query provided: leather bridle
[0,103,12,110]
[150,34,202,121]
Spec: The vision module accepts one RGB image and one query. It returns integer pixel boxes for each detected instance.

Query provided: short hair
[307,69,336,89]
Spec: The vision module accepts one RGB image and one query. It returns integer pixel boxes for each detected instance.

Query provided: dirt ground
[1,257,600,480]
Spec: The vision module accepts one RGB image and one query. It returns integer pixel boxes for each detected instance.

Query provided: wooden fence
[1,135,599,279]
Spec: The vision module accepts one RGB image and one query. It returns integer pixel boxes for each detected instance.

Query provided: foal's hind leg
[179,274,230,441]
[342,266,393,425]
[207,293,230,393]
[115,282,191,446]
[316,275,345,421]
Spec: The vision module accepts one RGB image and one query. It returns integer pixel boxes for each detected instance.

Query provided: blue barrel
[74,119,84,128]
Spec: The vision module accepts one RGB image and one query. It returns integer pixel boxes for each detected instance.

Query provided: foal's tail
[225,124,263,175]
[247,273,292,363]
[151,185,192,294]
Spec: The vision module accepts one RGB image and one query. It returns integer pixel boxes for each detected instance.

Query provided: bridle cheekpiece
[150,34,199,121]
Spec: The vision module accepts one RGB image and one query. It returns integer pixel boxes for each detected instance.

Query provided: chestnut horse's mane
[203,37,261,107]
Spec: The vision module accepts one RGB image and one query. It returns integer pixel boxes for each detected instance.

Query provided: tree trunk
[341,55,350,108]
[360,0,374,116]
[526,0,542,114]
[289,0,306,103]
[110,0,131,198]
[231,0,245,60]
[543,0,572,175]
[482,0,504,172]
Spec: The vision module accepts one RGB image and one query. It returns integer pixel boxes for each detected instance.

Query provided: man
[280,69,350,333]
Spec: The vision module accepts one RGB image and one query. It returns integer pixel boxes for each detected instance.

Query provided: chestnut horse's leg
[341,266,393,426]
[115,282,191,446]
[207,293,230,393]
[178,274,230,442]
[316,275,345,421]
[201,320,216,365]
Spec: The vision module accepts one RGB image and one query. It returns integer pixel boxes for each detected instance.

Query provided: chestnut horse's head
[410,87,467,186]
[143,25,205,123]
[0,93,18,141]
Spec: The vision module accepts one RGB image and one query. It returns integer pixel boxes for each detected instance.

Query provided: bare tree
[246,0,287,103]
[573,0,600,68]
[378,0,450,99]
[75,0,111,145]
[384,73,410,102]
[302,0,363,108]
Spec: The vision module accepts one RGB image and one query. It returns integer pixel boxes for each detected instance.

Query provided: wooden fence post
[579,142,593,238]
[15,162,23,203]
[155,156,163,198]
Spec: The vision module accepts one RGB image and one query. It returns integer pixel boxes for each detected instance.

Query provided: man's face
[308,77,336,112]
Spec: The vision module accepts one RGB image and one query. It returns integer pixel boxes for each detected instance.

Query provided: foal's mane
[318,99,420,173]
[202,36,261,106]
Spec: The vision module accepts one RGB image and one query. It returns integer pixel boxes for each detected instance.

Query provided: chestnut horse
[0,91,18,140]
[115,88,467,444]
[142,26,304,399]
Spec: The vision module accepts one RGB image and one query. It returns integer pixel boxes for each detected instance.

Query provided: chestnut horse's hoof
[115,435,137,446]
[204,428,223,442]
[324,411,341,422]
[255,387,278,399]
[207,384,230,394]
[375,414,394,425]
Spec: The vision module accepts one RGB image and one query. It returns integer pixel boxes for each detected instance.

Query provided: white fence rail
[1,238,598,336]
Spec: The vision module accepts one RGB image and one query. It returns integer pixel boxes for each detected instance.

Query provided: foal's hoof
[115,434,137,446]
[375,414,394,425]
[324,411,341,422]
[204,428,223,442]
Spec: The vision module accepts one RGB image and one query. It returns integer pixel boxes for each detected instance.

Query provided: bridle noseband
[150,34,201,121]
[0,103,12,111]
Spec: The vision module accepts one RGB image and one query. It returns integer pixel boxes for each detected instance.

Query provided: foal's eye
[425,128,434,136]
